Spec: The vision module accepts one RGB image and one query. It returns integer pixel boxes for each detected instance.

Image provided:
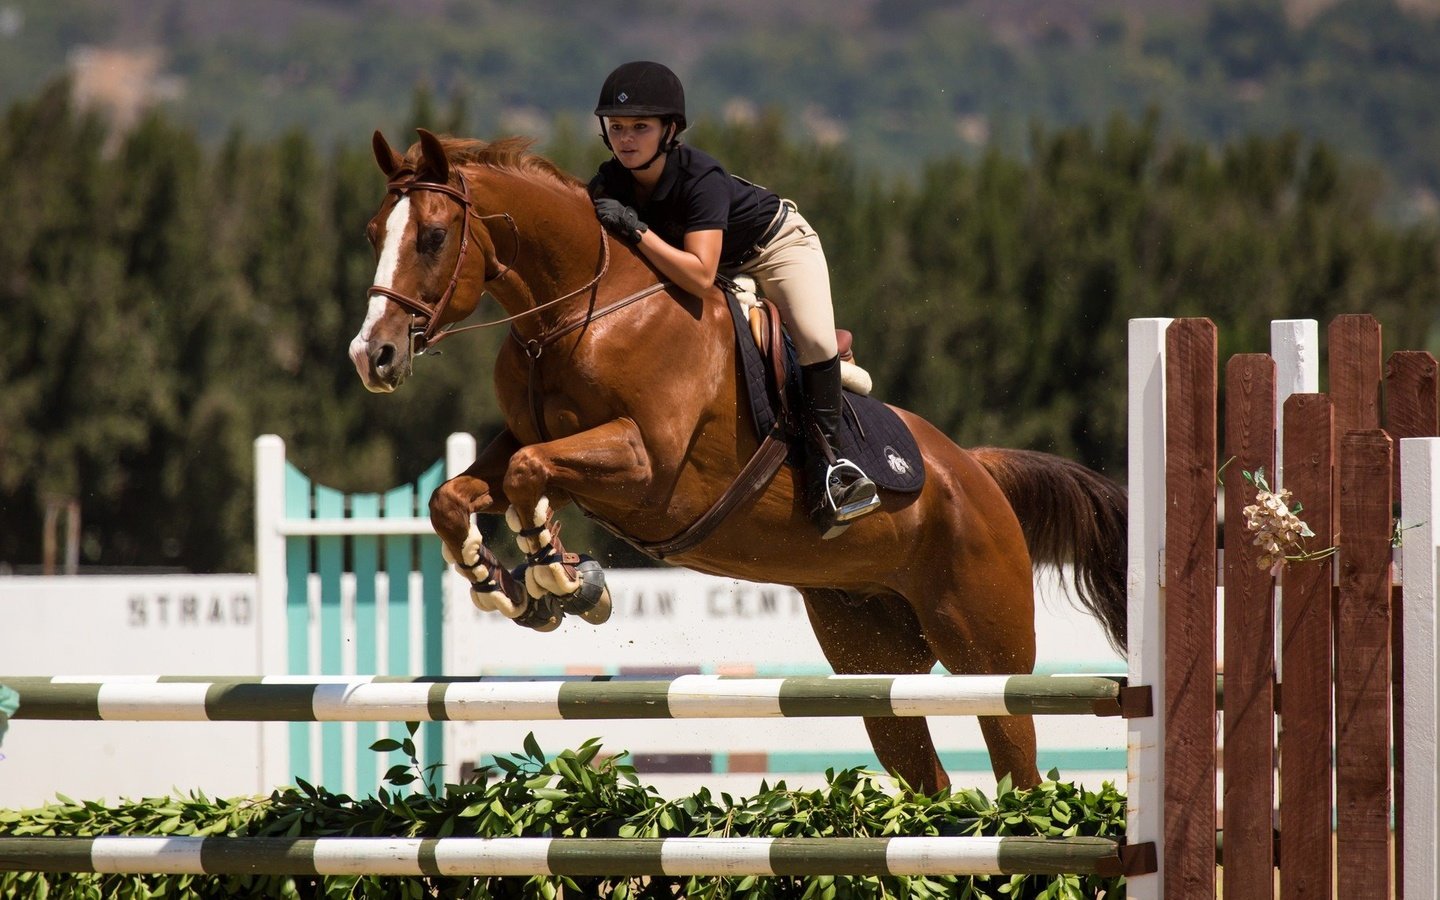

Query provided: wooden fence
[1127,314,1438,899]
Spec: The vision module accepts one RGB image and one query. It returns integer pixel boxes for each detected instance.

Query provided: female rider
[588,60,878,539]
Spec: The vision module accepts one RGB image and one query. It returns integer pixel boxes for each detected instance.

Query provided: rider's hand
[593,198,648,246]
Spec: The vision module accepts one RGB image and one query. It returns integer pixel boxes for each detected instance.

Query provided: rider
[588,60,879,539]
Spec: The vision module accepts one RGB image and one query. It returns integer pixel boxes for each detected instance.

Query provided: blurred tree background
[0,0,1438,573]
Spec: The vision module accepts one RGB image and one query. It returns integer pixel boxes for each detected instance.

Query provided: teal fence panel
[284,462,312,785]
[280,457,448,797]
[416,460,446,782]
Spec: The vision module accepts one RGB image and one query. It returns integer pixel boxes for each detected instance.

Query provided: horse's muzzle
[349,336,408,393]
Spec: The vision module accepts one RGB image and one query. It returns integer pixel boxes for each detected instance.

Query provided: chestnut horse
[349,129,1127,793]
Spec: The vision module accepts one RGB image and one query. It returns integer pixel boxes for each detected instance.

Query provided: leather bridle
[366,173,614,353]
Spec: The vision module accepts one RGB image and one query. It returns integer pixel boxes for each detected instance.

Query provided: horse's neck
[466,166,681,342]
[478,183,602,323]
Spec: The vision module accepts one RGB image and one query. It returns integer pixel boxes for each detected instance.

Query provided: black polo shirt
[589,145,782,268]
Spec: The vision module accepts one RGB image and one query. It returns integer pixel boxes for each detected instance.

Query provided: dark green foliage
[5,3,1440,209]
[0,84,1436,573]
[0,735,1129,899]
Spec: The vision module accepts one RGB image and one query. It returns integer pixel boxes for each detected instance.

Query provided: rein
[367,174,624,352]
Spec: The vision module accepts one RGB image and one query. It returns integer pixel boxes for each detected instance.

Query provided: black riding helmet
[595,61,686,170]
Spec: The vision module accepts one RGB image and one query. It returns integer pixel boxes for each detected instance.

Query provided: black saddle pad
[727,291,925,494]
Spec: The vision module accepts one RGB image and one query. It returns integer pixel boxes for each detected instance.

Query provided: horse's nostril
[374,343,395,374]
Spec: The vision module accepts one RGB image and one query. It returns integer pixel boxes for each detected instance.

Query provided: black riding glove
[593,197,648,246]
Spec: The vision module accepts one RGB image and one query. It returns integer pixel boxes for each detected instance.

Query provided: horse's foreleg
[501,417,652,605]
[430,430,521,544]
[429,429,538,621]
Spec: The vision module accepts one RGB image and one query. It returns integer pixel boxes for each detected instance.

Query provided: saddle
[728,275,871,396]
[722,276,926,493]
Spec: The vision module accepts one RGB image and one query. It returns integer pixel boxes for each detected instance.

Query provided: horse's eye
[418,226,447,256]
[365,222,379,246]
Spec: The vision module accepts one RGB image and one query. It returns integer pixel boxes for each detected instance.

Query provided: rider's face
[606,116,665,166]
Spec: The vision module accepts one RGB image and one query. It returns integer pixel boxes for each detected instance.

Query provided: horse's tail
[971,447,1128,654]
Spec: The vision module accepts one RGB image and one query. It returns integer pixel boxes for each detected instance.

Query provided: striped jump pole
[2,674,1133,722]
[0,835,1152,878]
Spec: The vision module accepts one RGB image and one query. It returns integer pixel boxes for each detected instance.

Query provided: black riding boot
[800,355,880,539]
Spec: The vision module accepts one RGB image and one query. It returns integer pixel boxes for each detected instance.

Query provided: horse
[348,128,1128,794]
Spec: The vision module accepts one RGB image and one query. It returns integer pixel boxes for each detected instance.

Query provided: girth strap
[631,426,789,560]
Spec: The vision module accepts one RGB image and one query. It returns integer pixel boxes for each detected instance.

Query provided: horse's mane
[406,135,588,196]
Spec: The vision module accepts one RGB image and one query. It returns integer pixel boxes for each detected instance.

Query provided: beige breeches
[734,204,838,366]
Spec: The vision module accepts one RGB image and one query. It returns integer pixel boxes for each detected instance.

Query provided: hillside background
[2,0,1439,573]
[4,0,1439,218]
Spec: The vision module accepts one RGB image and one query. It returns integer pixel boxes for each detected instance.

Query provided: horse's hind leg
[800,588,949,794]
[911,578,1041,790]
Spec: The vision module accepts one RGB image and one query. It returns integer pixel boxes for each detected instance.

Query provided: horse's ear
[373,130,403,177]
[416,128,450,184]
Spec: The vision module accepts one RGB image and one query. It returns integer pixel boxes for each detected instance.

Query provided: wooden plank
[1328,315,1384,434]
[1328,315,1382,540]
[1164,318,1218,899]
[1270,319,1320,489]
[1385,350,1437,900]
[1278,394,1335,900]
[1335,430,1394,900]
[1384,350,1439,495]
[1221,354,1277,898]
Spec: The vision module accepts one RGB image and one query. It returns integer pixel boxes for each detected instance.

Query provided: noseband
[366,173,612,353]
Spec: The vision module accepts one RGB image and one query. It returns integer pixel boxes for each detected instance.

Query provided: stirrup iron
[823,458,881,522]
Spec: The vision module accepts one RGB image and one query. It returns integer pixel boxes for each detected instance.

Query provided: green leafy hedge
[0,731,1127,899]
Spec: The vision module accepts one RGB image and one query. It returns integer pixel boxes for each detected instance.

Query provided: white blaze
[351,196,412,349]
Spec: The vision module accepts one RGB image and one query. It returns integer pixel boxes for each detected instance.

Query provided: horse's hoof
[579,586,612,625]
[511,591,564,632]
[560,556,612,625]
[511,557,612,626]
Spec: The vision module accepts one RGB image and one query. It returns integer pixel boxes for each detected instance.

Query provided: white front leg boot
[506,497,582,598]
[441,519,526,619]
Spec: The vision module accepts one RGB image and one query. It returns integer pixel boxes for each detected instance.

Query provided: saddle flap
[726,275,864,388]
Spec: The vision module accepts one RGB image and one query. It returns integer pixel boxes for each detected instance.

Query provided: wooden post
[1335,430,1393,899]
[1221,355,1276,898]
[1385,350,1438,898]
[1126,318,1171,900]
[1399,437,1440,898]
[1278,394,1335,900]
[1164,319,1218,898]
